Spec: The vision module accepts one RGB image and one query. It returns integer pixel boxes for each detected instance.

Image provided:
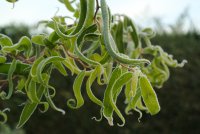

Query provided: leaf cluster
[0,0,186,128]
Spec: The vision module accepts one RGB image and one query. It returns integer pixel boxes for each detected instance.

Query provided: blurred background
[0,0,200,134]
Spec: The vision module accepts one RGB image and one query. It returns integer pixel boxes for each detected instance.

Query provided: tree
[0,0,186,128]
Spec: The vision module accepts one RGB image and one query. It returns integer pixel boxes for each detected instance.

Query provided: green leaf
[124,70,139,103]
[53,0,87,38]
[115,21,124,53]
[31,35,46,46]
[36,56,65,83]
[100,0,150,65]
[75,24,100,66]
[110,72,133,126]
[0,34,13,47]
[86,67,103,107]
[27,79,40,103]
[45,88,65,115]
[84,33,100,42]
[139,75,160,115]
[0,62,30,75]
[6,0,18,3]
[103,66,122,126]
[48,31,59,43]
[125,16,139,48]
[16,81,48,128]
[67,71,85,109]
[53,61,67,76]
[141,28,156,38]
[0,108,10,124]
[59,0,75,12]
[0,56,7,63]
[62,59,75,75]
[0,59,17,100]
[125,89,141,115]
[38,102,49,113]
[2,36,32,58]
[30,56,44,78]
[16,77,26,93]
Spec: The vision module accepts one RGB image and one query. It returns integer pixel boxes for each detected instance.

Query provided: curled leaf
[103,67,121,126]
[86,67,103,107]
[67,71,85,109]
[0,59,17,100]
[2,36,32,58]
[16,74,50,128]
[0,108,10,124]
[39,102,49,113]
[27,79,40,103]
[16,85,46,128]
[45,88,65,115]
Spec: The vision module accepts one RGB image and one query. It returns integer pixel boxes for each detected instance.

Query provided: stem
[66,51,90,69]
[7,54,33,64]
[94,0,100,20]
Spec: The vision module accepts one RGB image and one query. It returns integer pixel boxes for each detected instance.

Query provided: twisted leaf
[67,71,86,109]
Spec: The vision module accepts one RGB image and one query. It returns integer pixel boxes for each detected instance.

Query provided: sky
[0,0,199,29]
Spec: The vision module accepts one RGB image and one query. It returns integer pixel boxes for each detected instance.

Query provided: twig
[0,80,7,83]
[115,60,135,72]
[7,54,33,64]
[94,0,100,20]
[66,51,90,69]
[57,42,91,69]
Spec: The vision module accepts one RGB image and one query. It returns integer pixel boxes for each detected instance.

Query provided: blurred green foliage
[0,21,200,134]
[0,124,25,134]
